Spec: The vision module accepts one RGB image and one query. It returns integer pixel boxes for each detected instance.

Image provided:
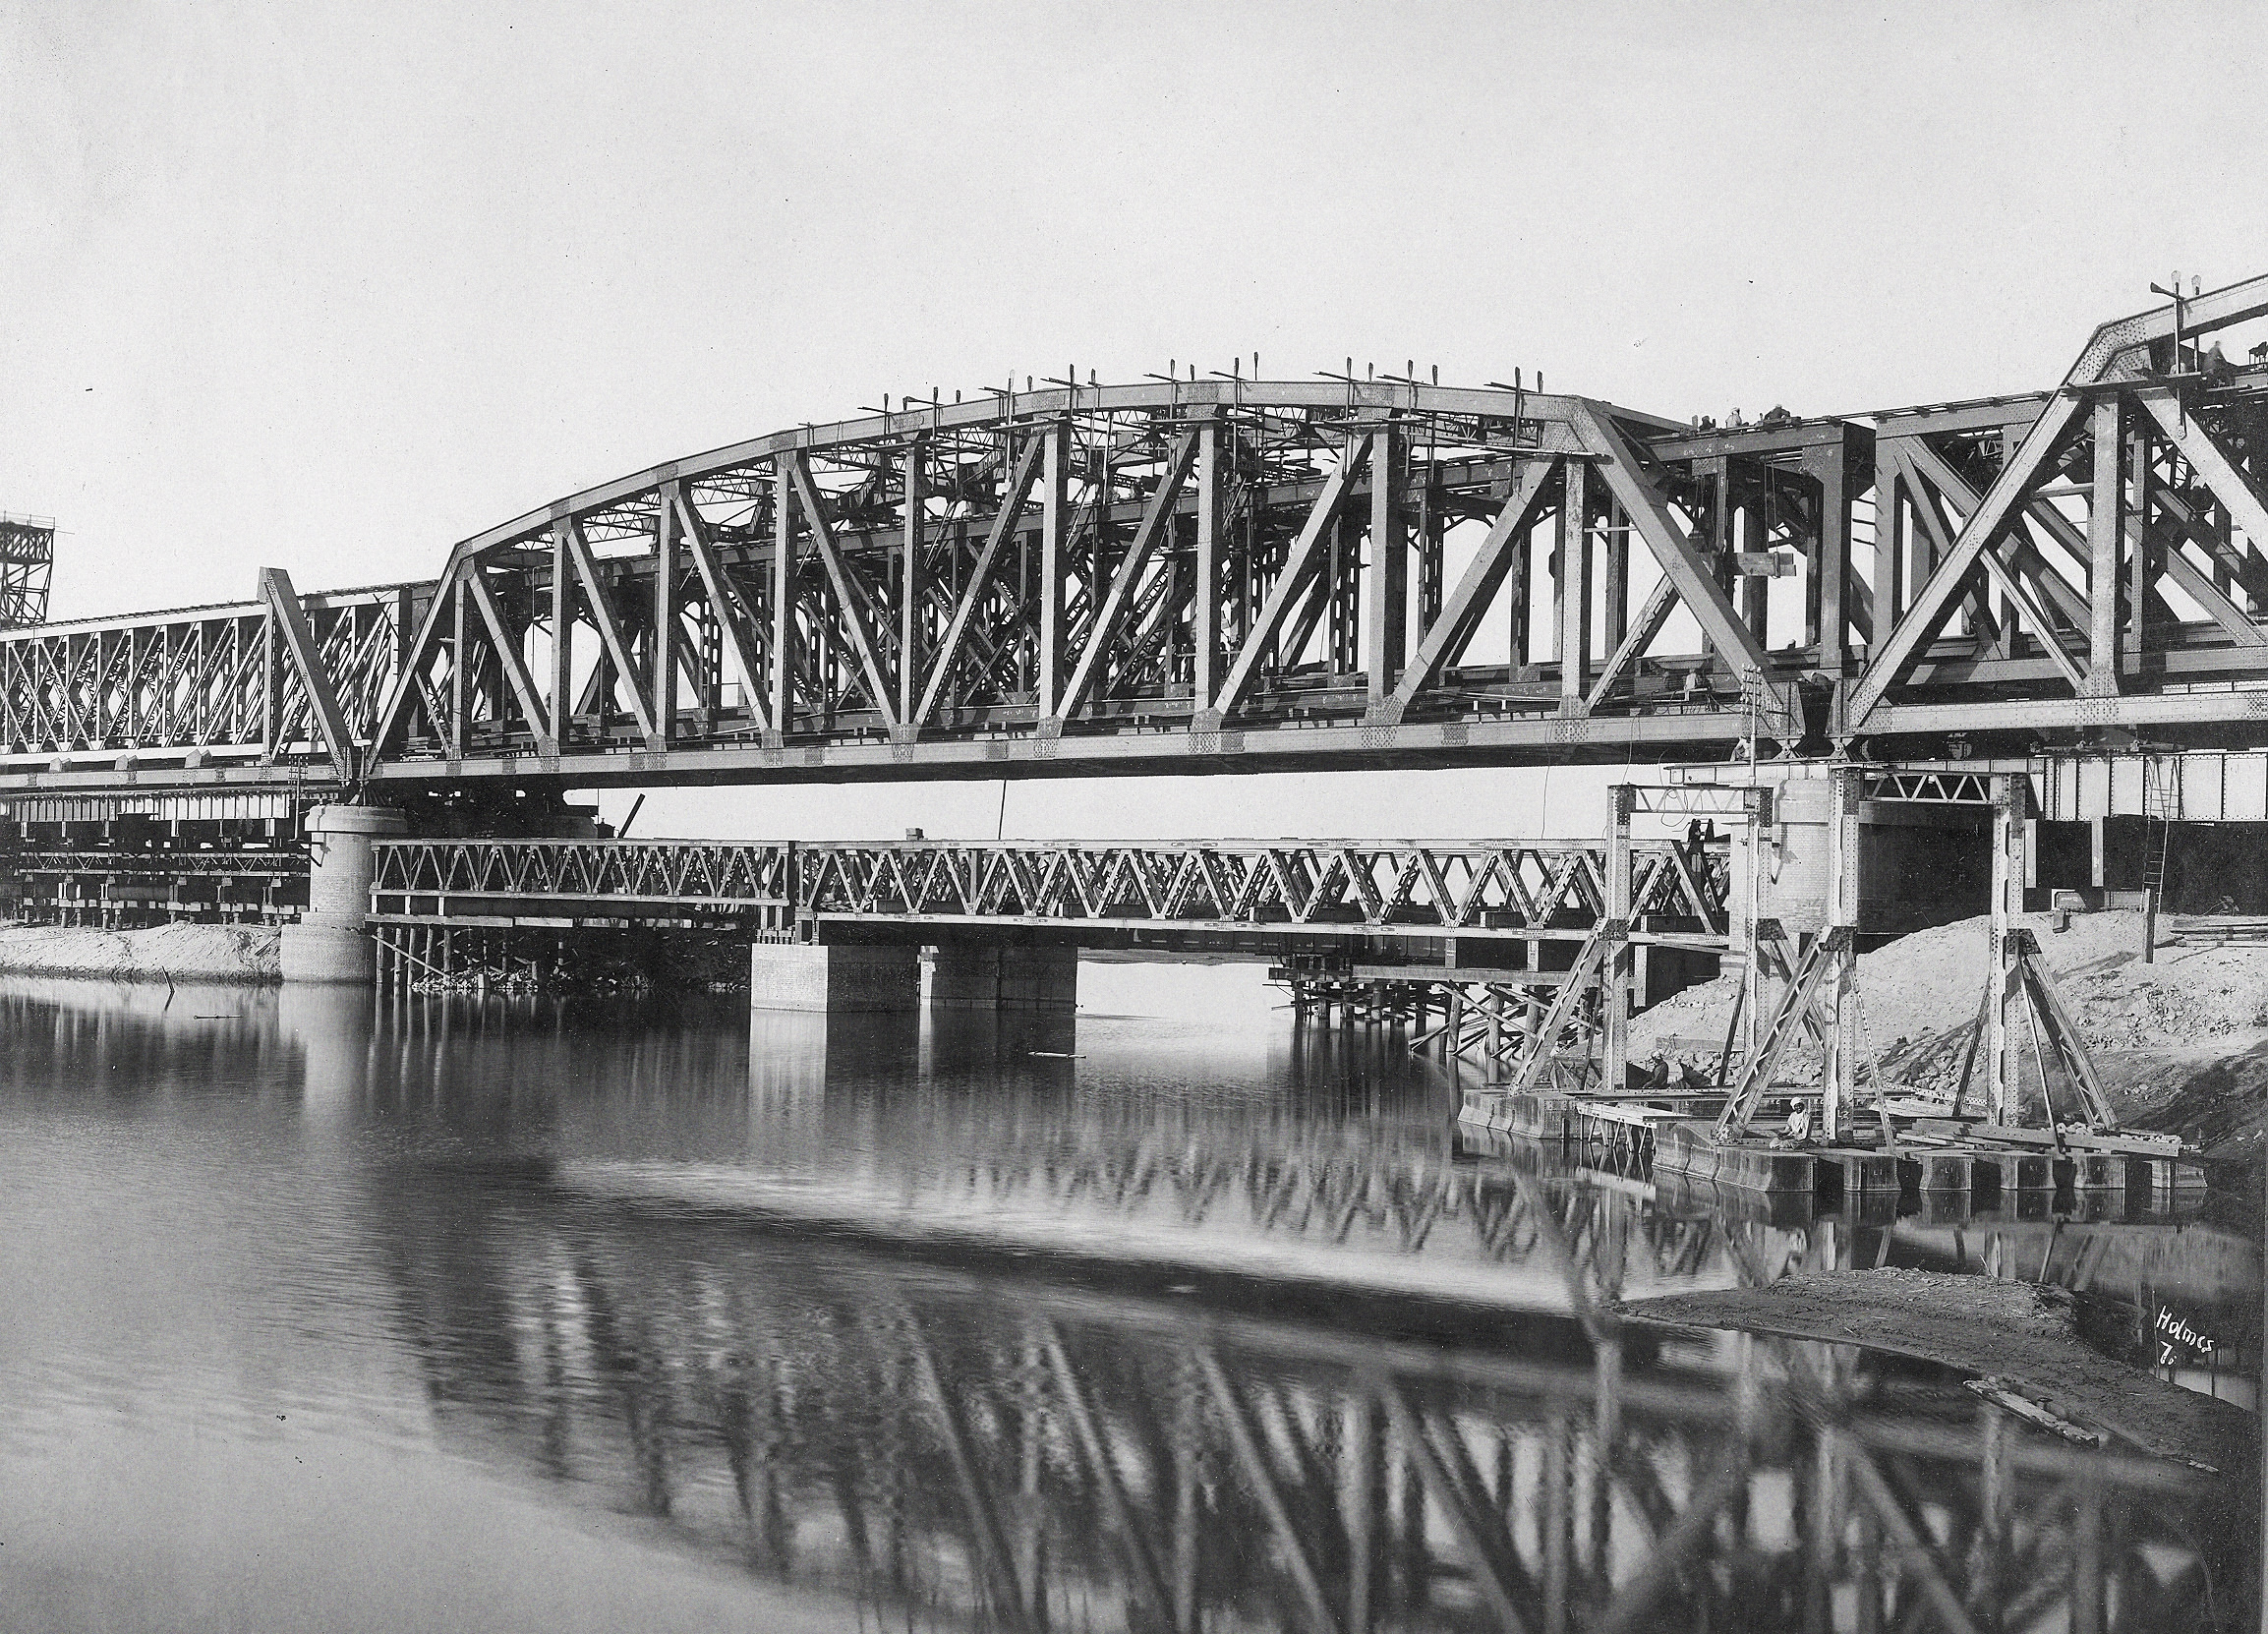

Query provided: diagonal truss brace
[1891,439,2093,635]
[1849,395,2084,722]
[464,569,556,755]
[1053,429,1200,723]
[561,517,659,741]
[1379,455,1561,720]
[670,484,772,729]
[787,454,900,728]
[1571,403,1774,680]
[2139,393,2268,566]
[1505,928,1610,1097]
[260,567,357,782]
[1714,925,1851,1142]
[914,434,1050,729]
[1205,437,1372,723]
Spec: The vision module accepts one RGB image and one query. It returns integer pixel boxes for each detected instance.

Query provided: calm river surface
[0,964,2256,1632]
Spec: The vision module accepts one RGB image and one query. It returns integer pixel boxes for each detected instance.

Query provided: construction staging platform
[1460,1087,2207,1209]
[1422,749,2221,1225]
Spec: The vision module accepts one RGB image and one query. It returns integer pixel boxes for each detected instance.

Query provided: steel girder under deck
[9,277,2268,801]
[370,833,1726,946]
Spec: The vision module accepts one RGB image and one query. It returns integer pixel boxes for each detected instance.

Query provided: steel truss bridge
[367,834,1726,947]
[364,834,1731,1027]
[11,279,2268,804]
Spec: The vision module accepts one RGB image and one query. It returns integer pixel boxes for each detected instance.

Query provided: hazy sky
[8,2,2264,840]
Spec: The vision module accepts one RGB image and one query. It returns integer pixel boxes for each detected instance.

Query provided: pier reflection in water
[0,972,2254,1633]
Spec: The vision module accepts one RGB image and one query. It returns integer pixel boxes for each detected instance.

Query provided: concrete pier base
[280,804,406,983]
[749,942,921,1012]
[926,944,1078,1011]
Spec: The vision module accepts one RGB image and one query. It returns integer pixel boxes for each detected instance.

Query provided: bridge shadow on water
[0,975,2257,1631]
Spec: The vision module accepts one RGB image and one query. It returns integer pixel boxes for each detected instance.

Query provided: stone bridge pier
[280,803,408,982]
[749,937,1078,1015]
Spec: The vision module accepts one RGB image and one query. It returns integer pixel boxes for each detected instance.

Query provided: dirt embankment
[0,923,279,982]
[1632,909,2268,1160]
[1615,1268,2253,1474]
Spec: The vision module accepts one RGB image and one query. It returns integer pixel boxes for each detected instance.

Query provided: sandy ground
[0,923,279,982]
[1614,1268,2253,1473]
[1632,908,2268,1157]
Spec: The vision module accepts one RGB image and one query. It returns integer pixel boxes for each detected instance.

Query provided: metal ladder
[2140,758,2180,961]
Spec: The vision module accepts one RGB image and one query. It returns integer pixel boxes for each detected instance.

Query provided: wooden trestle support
[1273,798,1734,1076]
[1457,767,2206,1203]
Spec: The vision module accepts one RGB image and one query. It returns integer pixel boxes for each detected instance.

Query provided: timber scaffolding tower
[1449,766,2200,1207]
[0,514,55,629]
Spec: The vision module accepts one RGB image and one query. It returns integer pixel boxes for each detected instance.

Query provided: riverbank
[0,923,279,982]
[1614,1268,2253,1472]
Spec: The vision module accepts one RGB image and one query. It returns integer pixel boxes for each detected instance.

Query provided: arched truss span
[7,276,2268,797]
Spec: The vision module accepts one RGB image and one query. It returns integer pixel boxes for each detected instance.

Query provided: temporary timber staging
[1458,764,2205,1205]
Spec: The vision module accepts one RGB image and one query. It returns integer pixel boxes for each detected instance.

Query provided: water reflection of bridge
[355,1002,2255,1632]
[0,976,2252,1630]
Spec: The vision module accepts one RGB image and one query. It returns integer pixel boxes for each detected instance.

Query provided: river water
[0,963,2257,1632]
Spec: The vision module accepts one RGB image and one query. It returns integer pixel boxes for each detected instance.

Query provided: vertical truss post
[1739,792,1767,1069]
[1874,456,1905,634]
[2125,415,2151,660]
[549,524,571,747]
[1508,503,1532,668]
[1557,459,1591,714]
[2084,395,2126,696]
[653,488,680,746]
[1738,480,1769,642]
[1806,433,1854,671]
[1192,414,1225,712]
[392,582,416,692]
[1601,499,1629,657]
[1601,786,1635,1097]
[1541,1407,1570,1634]
[900,438,925,728]
[1418,468,1444,634]
[1821,768,1862,1143]
[1701,455,1731,605]
[262,605,280,753]
[1365,422,1405,710]
[1329,504,1360,673]
[449,575,469,759]
[1037,417,1071,720]
[770,459,794,736]
[1985,774,2023,1125]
